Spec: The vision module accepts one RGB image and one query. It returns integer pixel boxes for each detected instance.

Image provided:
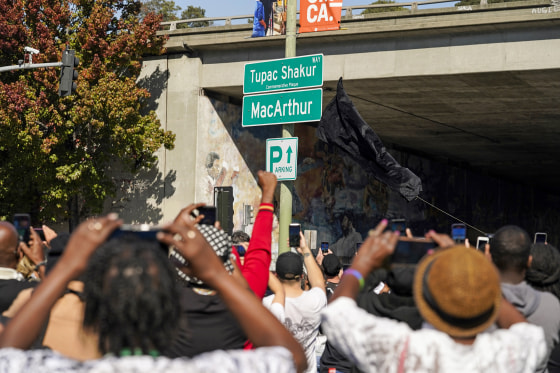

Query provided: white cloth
[321,297,548,373]
[263,287,327,373]
[0,346,295,373]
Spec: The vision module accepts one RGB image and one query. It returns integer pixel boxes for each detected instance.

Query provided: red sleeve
[241,203,274,299]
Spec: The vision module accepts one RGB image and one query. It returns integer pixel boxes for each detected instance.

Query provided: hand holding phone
[192,206,217,225]
[289,223,301,248]
[476,236,489,252]
[451,223,466,241]
[391,237,436,264]
[13,213,31,243]
[534,232,547,244]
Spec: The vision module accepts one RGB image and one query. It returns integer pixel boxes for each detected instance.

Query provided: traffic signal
[58,48,79,97]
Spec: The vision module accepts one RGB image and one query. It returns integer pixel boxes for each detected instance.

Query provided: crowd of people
[0,170,558,373]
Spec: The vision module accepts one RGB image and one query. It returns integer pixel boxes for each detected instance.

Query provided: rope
[415,196,488,236]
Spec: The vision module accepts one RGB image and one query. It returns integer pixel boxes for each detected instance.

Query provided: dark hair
[526,243,560,300]
[231,230,250,244]
[489,225,531,273]
[205,152,220,169]
[82,235,180,356]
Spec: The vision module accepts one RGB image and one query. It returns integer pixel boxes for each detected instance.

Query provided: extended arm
[330,220,399,304]
[241,171,277,298]
[159,205,306,373]
[0,215,121,349]
[298,232,326,292]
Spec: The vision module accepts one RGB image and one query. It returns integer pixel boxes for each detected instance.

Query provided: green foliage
[139,0,181,21]
[0,0,175,224]
[178,5,211,28]
[362,0,406,13]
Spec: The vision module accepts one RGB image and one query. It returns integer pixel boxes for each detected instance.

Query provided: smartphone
[235,244,247,257]
[476,236,489,252]
[391,237,436,264]
[109,224,168,252]
[13,213,31,242]
[33,227,46,242]
[321,241,329,253]
[390,219,407,232]
[534,232,547,244]
[451,223,466,241]
[289,223,301,247]
[196,206,217,225]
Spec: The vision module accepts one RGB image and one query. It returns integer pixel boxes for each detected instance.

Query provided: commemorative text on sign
[243,54,323,95]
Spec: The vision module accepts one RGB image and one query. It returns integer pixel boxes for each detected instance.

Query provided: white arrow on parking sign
[266,137,298,181]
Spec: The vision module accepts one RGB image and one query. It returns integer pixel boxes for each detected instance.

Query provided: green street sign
[242,88,322,127]
[243,54,323,95]
[266,137,298,181]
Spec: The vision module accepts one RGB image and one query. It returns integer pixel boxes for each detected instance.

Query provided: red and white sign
[299,0,343,33]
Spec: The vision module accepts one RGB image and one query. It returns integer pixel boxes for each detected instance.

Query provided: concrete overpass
[150,0,560,197]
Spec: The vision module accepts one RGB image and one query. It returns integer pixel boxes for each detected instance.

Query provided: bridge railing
[160,0,478,31]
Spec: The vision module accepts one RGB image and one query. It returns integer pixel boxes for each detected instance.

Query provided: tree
[362,0,405,14]
[0,0,175,227]
[179,5,211,28]
[139,0,181,21]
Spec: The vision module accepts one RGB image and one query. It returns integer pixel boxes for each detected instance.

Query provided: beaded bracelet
[344,269,365,291]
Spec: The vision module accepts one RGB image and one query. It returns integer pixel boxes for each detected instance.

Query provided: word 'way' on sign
[243,54,323,95]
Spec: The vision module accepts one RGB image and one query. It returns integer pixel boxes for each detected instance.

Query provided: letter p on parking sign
[266,137,298,181]
[299,0,342,33]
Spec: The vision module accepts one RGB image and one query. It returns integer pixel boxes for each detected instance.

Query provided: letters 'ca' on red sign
[299,0,342,33]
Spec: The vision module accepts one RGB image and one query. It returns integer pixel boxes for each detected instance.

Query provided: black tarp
[316,78,422,201]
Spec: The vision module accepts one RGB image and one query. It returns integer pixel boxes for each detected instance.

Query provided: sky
[174,0,401,18]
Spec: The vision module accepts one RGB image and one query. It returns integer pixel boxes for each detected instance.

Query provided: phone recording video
[534,232,547,244]
[109,224,168,252]
[194,206,217,225]
[289,223,301,248]
[451,223,466,242]
[34,227,46,242]
[235,244,247,257]
[391,237,436,264]
[390,219,407,232]
[476,236,489,252]
[13,213,31,243]
[321,241,329,253]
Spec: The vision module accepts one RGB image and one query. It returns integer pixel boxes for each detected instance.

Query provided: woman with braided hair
[0,207,307,373]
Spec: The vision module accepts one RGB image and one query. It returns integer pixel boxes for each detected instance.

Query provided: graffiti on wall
[199,95,560,250]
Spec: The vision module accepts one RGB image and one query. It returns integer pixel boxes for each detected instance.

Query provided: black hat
[276,252,303,280]
[322,254,342,277]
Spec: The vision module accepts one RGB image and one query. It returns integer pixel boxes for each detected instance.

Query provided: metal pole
[0,62,63,73]
[278,0,297,255]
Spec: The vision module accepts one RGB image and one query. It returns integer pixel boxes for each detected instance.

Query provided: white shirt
[321,297,547,373]
[0,346,295,373]
[264,287,327,373]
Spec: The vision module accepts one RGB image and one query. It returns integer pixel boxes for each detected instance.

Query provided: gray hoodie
[502,281,560,373]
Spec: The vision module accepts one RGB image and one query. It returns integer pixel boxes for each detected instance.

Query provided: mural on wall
[199,94,560,255]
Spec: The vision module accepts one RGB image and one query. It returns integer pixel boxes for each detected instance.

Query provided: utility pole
[278,0,298,255]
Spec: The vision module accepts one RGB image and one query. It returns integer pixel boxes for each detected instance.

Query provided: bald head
[0,222,19,268]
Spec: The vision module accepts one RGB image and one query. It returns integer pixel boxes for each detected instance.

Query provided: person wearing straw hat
[321,220,547,373]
